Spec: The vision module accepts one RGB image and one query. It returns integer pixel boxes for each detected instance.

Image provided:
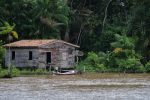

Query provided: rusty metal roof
[3,39,79,48]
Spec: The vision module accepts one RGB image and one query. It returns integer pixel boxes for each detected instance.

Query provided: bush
[0,66,20,78]
[76,48,145,73]
[0,69,8,78]
[19,69,48,75]
[35,68,47,74]
[0,45,6,61]
[12,68,20,77]
[117,58,145,73]
[20,69,33,75]
[76,60,98,72]
[95,64,107,72]
[0,65,2,72]
[76,52,107,72]
[145,62,150,72]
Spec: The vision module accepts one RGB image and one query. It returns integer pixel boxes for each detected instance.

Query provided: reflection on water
[0,73,150,100]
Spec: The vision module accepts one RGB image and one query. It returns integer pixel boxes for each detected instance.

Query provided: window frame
[29,51,33,60]
[12,51,15,60]
[68,48,73,55]
[46,52,52,64]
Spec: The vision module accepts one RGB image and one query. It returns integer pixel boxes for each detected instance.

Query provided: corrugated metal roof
[3,39,79,48]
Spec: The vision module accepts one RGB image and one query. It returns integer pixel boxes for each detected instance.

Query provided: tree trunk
[102,0,113,33]
[76,24,83,45]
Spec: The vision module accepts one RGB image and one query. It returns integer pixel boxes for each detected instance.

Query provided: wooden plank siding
[4,40,78,69]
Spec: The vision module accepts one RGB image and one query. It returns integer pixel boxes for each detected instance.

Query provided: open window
[29,51,33,60]
[12,51,15,60]
[68,48,73,55]
[46,52,51,64]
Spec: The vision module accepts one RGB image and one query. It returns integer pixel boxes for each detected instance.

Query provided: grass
[0,68,52,78]
[19,69,51,75]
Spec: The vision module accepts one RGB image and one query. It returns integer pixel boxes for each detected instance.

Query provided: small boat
[54,70,78,75]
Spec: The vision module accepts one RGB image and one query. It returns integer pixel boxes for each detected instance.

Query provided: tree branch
[76,24,83,45]
[102,0,113,33]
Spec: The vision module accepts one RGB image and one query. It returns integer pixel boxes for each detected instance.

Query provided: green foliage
[0,69,7,78]
[77,33,146,73]
[20,68,49,75]
[145,62,150,73]
[0,0,150,73]
[35,68,47,75]
[0,21,18,41]
[0,67,20,78]
[111,34,135,50]
[95,64,107,72]
[99,32,115,52]
[0,41,5,70]
[0,21,15,35]
[19,69,34,75]
[32,0,70,39]
[76,52,107,72]
[117,58,145,73]
[0,45,6,64]
[12,68,20,77]
[77,50,145,73]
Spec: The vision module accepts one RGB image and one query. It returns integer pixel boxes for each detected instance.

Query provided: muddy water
[0,73,150,100]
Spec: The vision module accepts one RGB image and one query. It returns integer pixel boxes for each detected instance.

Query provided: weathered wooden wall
[40,42,76,68]
[5,42,77,68]
[5,48,39,67]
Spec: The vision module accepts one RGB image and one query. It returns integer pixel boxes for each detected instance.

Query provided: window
[29,51,33,60]
[46,52,51,64]
[68,48,73,54]
[12,51,15,60]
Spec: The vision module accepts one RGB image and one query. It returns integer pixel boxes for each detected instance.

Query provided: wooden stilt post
[84,66,85,72]
[77,56,79,64]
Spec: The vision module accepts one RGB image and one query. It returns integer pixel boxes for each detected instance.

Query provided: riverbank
[0,68,150,78]
[1,67,150,78]
[0,68,52,78]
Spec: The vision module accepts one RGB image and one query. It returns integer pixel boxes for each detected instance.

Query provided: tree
[0,21,18,77]
[0,0,34,39]
[32,0,70,39]
[111,34,135,50]
[127,0,150,57]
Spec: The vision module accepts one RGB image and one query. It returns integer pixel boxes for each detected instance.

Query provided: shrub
[76,48,145,73]
[0,69,8,78]
[12,68,20,77]
[35,68,47,74]
[95,64,107,72]
[0,67,20,78]
[145,62,150,72]
[0,64,2,72]
[76,52,107,72]
[117,58,145,73]
[0,46,6,64]
[19,69,34,75]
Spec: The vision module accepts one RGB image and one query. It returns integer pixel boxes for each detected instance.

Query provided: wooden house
[3,39,79,69]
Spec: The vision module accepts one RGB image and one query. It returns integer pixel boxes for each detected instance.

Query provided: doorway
[46,52,51,64]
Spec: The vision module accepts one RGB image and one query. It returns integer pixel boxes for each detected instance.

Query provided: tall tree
[32,0,70,39]
[0,0,35,39]
[128,0,150,56]
[0,21,18,77]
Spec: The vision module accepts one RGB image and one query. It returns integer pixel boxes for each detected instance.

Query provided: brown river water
[0,73,150,100]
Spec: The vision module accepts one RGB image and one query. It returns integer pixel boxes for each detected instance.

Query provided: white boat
[54,70,78,75]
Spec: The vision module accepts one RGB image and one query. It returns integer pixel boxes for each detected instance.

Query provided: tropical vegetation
[0,0,150,74]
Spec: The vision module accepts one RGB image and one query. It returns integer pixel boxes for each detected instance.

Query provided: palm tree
[33,0,69,40]
[0,21,18,77]
[0,21,18,39]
